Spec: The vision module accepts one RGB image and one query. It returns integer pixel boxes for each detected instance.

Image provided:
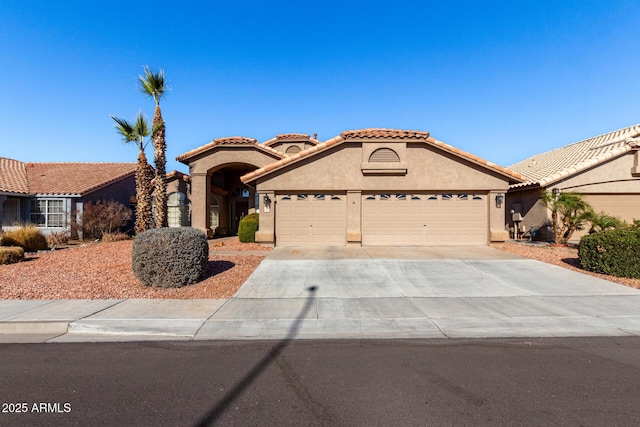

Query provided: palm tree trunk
[152,105,168,228]
[135,151,155,233]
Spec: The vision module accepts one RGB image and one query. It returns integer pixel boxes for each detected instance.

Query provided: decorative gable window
[30,199,64,228]
[369,148,400,162]
[361,147,407,175]
[285,145,302,155]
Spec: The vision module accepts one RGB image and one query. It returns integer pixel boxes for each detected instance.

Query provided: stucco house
[0,157,136,235]
[177,128,524,246]
[506,123,640,241]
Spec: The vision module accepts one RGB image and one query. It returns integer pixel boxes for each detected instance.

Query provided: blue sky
[1,1,639,174]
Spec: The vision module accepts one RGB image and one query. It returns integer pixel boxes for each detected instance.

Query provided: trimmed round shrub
[132,227,210,288]
[0,246,25,264]
[579,228,640,278]
[238,213,259,243]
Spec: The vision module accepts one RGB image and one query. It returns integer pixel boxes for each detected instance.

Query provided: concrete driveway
[197,246,640,340]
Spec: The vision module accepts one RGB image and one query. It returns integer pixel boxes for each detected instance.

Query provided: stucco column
[190,172,212,237]
[489,190,509,245]
[255,190,274,246]
[346,190,362,246]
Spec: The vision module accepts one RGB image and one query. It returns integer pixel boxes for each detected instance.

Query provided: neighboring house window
[210,197,219,229]
[369,148,400,162]
[30,199,64,227]
[2,198,20,226]
[168,192,189,227]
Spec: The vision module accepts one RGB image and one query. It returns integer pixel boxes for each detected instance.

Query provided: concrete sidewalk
[2,246,640,343]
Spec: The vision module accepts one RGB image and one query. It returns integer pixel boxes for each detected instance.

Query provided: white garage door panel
[276,194,346,246]
[362,193,488,246]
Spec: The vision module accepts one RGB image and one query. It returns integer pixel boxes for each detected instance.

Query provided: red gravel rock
[500,242,640,290]
[0,238,271,300]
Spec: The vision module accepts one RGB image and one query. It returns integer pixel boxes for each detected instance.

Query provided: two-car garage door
[275,192,488,246]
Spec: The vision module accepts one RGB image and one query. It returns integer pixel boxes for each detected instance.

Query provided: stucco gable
[509,123,640,189]
[176,136,285,164]
[241,128,524,184]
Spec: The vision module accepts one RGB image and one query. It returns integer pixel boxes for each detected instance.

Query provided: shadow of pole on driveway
[193,286,318,426]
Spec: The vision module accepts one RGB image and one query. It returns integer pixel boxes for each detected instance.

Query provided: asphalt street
[1,337,640,426]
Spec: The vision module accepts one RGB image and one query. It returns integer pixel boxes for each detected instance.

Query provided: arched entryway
[207,163,257,236]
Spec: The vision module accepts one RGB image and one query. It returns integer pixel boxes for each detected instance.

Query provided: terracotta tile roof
[241,128,524,183]
[340,128,431,140]
[509,123,640,189]
[0,157,29,194]
[176,136,285,163]
[263,133,321,146]
[25,162,136,195]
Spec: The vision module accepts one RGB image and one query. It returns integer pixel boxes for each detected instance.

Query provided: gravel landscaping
[0,238,271,300]
[500,241,640,290]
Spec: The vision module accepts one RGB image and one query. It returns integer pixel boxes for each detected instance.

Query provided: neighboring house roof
[0,157,29,194]
[241,128,524,183]
[262,133,321,146]
[509,123,640,189]
[176,136,285,163]
[26,162,136,196]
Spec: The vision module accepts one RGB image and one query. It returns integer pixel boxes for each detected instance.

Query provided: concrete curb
[0,321,69,335]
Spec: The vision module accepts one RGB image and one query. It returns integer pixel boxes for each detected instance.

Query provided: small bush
[132,227,210,288]
[579,228,640,278]
[46,230,70,249]
[0,246,25,264]
[102,232,131,242]
[238,213,259,243]
[1,225,48,252]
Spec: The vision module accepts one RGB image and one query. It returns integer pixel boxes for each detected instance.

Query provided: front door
[230,200,248,235]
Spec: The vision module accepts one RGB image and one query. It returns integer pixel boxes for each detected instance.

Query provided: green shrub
[578,228,640,278]
[132,227,210,288]
[0,246,25,264]
[1,225,48,252]
[238,213,259,243]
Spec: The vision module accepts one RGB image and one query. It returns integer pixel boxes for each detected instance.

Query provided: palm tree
[111,112,155,233]
[587,211,623,234]
[139,65,168,228]
[540,190,592,243]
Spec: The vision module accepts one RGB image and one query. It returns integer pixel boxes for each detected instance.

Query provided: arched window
[168,192,190,227]
[210,196,219,229]
[285,145,302,155]
[369,148,400,162]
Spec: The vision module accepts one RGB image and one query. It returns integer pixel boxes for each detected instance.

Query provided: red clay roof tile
[0,157,29,194]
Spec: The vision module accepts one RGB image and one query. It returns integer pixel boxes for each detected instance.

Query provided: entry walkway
[2,246,640,342]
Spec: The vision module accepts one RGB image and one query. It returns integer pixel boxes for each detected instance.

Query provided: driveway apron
[198,246,640,340]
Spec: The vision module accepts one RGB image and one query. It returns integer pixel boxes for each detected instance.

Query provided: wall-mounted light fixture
[495,193,504,208]
[263,194,271,207]
[552,187,560,198]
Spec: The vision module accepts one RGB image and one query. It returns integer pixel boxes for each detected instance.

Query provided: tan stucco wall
[183,146,281,236]
[187,147,281,175]
[253,140,512,245]
[556,153,640,193]
[255,142,509,192]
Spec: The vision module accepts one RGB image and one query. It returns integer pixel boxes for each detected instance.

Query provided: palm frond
[110,115,136,144]
[138,65,166,104]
